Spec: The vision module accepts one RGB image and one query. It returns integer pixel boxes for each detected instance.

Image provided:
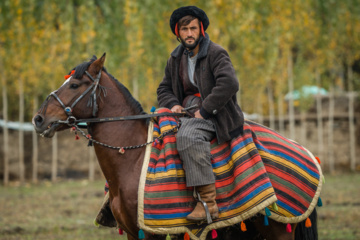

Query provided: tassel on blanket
[166,233,171,240]
[264,215,269,226]
[241,221,247,232]
[138,229,145,239]
[118,228,123,235]
[184,232,190,240]
[265,207,272,216]
[286,223,292,233]
[93,219,100,227]
[315,156,321,164]
[272,202,279,211]
[305,217,312,228]
[318,197,323,207]
[211,229,218,239]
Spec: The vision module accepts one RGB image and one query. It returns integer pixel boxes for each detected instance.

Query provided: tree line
[0,0,359,184]
[0,0,359,121]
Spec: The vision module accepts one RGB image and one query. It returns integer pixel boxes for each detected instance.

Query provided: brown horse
[32,54,317,240]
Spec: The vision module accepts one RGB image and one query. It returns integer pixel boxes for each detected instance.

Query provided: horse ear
[89,53,106,75]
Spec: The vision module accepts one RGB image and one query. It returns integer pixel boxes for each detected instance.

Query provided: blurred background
[0,0,359,239]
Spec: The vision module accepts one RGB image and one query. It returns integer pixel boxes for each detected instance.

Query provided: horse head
[32,53,107,138]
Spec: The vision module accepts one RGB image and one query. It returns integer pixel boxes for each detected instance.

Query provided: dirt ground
[0,173,359,240]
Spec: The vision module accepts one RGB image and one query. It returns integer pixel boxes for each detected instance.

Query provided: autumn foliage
[0,0,359,121]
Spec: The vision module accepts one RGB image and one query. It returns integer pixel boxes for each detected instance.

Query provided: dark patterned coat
[157,34,244,144]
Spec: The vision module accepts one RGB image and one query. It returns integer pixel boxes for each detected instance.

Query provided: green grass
[317,173,360,240]
[0,173,359,240]
[0,180,124,240]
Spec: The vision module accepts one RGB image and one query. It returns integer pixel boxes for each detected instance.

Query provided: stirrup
[197,192,213,224]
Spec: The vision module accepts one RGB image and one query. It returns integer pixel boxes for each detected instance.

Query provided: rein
[45,69,197,152]
[65,109,192,153]
[58,111,187,125]
[72,121,179,154]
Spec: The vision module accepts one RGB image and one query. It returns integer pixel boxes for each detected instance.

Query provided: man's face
[179,18,200,50]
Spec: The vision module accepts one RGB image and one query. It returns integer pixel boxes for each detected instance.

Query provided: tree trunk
[328,90,335,173]
[257,93,264,125]
[300,110,307,145]
[2,73,9,186]
[19,77,25,184]
[89,147,95,181]
[316,70,324,164]
[347,65,356,171]
[267,79,275,130]
[52,135,58,182]
[278,93,285,135]
[32,96,39,183]
[287,51,295,140]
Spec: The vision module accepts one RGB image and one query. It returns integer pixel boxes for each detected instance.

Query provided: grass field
[1,173,359,240]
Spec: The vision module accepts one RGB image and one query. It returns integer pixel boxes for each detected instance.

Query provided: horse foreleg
[253,216,296,240]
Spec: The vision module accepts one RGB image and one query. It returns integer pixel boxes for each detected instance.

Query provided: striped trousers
[177,117,216,187]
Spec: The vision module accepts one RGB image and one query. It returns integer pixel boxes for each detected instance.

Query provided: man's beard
[180,36,200,50]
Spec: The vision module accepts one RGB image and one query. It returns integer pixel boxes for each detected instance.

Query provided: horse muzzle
[32,114,62,138]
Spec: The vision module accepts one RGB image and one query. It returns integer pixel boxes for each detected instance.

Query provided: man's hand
[194,110,203,119]
[171,105,184,113]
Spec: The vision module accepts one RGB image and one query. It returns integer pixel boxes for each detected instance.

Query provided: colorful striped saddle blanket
[138,109,323,240]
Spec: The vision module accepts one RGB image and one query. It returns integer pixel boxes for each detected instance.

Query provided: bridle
[40,69,193,153]
[46,70,104,125]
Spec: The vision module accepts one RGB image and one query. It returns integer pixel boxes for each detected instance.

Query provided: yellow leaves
[284,32,294,44]
[215,0,223,8]
[80,29,96,44]
[89,30,96,39]
[0,0,358,119]
[329,39,337,50]
[124,0,138,27]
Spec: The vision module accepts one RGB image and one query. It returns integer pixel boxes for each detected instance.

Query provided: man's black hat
[170,6,209,36]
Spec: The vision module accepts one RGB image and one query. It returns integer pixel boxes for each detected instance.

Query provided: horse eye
[70,83,79,89]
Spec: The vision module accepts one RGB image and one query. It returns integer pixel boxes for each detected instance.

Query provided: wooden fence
[1,93,359,185]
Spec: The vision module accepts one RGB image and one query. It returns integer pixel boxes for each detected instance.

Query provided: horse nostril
[34,115,44,127]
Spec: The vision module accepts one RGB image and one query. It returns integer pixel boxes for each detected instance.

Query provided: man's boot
[186,184,219,223]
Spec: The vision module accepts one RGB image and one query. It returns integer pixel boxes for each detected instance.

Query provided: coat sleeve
[200,46,239,118]
[157,58,181,109]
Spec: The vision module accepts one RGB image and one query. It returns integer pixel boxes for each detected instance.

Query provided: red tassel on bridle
[64,70,76,80]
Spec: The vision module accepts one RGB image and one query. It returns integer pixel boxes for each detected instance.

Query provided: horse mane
[70,55,146,116]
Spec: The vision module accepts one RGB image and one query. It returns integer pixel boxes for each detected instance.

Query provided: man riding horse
[157,6,244,222]
[32,5,321,239]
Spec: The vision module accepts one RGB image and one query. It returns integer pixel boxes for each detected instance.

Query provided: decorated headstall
[42,69,106,125]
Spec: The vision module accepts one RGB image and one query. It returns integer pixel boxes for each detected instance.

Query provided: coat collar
[171,33,210,60]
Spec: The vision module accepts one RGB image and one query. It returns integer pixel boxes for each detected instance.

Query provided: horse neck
[90,79,148,187]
